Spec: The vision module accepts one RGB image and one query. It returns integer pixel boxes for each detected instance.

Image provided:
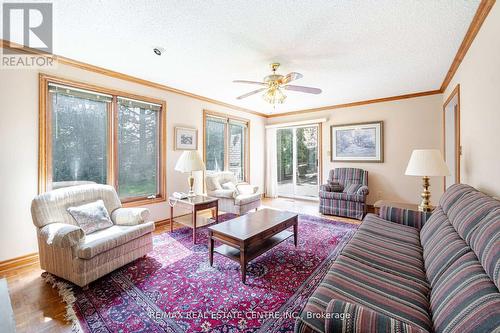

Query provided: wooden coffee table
[208,208,298,283]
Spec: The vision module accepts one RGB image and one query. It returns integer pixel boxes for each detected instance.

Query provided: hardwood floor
[1,198,359,333]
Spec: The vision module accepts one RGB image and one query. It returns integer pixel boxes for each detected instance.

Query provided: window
[117,98,161,200]
[39,75,166,205]
[203,111,249,182]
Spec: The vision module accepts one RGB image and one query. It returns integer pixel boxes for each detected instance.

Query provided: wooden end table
[208,208,298,284]
[169,195,218,244]
[373,200,435,215]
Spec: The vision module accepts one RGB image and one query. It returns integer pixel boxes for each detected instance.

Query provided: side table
[169,195,218,244]
[373,200,435,215]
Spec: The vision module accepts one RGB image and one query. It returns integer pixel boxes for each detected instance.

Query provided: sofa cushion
[319,191,366,203]
[439,183,476,214]
[234,193,261,205]
[467,207,500,289]
[420,207,449,247]
[73,233,152,273]
[207,189,234,199]
[67,200,114,234]
[359,214,422,247]
[75,222,154,259]
[429,252,500,333]
[342,240,428,287]
[421,219,470,286]
[447,191,499,243]
[324,299,427,333]
[298,255,432,333]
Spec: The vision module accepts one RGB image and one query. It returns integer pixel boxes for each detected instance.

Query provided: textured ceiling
[46,0,479,114]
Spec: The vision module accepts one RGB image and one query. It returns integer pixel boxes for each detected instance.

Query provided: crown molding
[440,0,495,92]
[266,90,442,118]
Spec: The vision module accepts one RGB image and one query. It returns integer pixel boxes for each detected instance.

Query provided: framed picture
[174,127,197,150]
[330,121,384,162]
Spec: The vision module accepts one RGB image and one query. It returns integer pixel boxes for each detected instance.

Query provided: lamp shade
[405,149,450,177]
[174,151,205,173]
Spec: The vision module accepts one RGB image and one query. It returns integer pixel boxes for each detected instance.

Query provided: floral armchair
[319,168,369,220]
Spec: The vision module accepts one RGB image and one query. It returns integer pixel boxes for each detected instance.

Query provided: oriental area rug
[44,213,358,333]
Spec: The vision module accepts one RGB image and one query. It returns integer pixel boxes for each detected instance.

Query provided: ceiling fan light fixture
[262,87,286,104]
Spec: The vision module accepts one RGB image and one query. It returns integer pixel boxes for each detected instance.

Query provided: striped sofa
[319,168,369,220]
[297,184,500,333]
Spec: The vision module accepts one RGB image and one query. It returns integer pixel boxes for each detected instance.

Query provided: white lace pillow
[67,200,113,234]
[221,181,237,191]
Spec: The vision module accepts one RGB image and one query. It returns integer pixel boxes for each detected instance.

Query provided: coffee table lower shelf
[213,230,294,263]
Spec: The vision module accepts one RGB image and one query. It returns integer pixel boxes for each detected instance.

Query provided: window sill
[122,196,166,208]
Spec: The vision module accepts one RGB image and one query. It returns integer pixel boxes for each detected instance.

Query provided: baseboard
[0,253,39,274]
[155,218,171,227]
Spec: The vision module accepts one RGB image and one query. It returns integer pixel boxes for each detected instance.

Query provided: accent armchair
[205,171,261,215]
[31,184,155,287]
[319,168,369,220]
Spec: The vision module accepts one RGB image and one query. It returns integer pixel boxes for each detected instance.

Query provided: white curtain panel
[265,127,278,198]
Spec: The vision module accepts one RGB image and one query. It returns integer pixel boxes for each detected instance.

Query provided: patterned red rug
[45,213,357,333]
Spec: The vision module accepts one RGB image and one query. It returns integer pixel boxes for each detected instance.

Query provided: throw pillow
[67,200,113,234]
[327,181,344,192]
[221,181,237,191]
[206,176,222,191]
[344,183,363,194]
[236,184,255,195]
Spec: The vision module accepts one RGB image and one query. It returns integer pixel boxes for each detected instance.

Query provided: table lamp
[405,149,450,212]
[174,151,206,197]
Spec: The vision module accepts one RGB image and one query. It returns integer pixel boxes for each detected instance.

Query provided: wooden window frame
[202,110,250,182]
[442,83,461,191]
[38,74,167,207]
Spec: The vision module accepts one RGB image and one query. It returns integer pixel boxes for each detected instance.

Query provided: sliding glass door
[277,125,319,199]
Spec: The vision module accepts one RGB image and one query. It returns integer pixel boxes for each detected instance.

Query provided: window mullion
[108,96,118,190]
[225,120,229,172]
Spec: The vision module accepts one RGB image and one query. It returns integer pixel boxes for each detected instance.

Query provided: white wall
[0,62,266,261]
[442,2,500,197]
[267,94,444,205]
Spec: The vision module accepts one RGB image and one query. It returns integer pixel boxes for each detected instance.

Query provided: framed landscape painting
[331,121,384,162]
[174,127,197,150]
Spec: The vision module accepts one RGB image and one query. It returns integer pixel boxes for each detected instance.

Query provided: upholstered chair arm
[39,223,85,248]
[111,207,150,226]
[356,185,369,196]
[325,299,425,333]
[378,206,432,230]
[208,189,236,199]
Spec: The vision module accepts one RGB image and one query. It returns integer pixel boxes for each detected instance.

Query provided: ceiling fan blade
[281,72,303,84]
[284,85,322,94]
[236,88,267,100]
[233,80,267,86]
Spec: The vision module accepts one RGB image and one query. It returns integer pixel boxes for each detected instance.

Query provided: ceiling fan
[233,63,322,104]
